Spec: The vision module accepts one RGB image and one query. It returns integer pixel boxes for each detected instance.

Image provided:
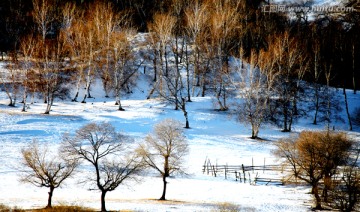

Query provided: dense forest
[0,0,359,88]
[0,0,359,133]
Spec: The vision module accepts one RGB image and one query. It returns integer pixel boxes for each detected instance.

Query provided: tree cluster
[274,131,360,211]
[1,0,140,114]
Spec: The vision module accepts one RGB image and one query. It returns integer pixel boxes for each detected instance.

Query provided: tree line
[0,0,359,134]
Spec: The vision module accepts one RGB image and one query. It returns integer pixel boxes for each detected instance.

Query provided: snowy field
[0,69,359,211]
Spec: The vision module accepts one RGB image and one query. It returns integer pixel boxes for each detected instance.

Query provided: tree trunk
[118,100,125,111]
[201,74,206,97]
[81,94,87,103]
[322,174,332,203]
[184,111,190,129]
[164,46,169,77]
[312,185,322,210]
[72,74,81,102]
[185,45,191,102]
[82,67,92,103]
[46,186,54,208]
[182,98,190,129]
[282,104,289,132]
[153,57,157,82]
[44,94,54,114]
[222,83,227,110]
[352,44,356,94]
[103,81,109,98]
[8,95,14,107]
[101,191,107,212]
[160,175,167,200]
[72,91,79,102]
[22,86,27,112]
[313,85,320,125]
[343,86,352,131]
[251,125,259,139]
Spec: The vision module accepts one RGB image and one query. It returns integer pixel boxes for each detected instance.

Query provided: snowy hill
[0,49,359,211]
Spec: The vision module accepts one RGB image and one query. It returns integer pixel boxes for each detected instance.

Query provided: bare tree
[32,0,56,43]
[1,59,21,107]
[147,12,190,128]
[310,34,323,125]
[92,2,134,99]
[323,62,343,130]
[80,17,98,103]
[61,6,87,103]
[111,30,140,111]
[20,140,78,208]
[185,0,208,99]
[31,29,70,115]
[207,0,240,111]
[19,33,37,112]
[235,50,276,139]
[62,122,143,212]
[147,13,177,98]
[329,152,360,212]
[266,31,305,132]
[138,119,189,200]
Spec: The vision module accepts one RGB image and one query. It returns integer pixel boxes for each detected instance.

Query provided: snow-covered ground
[0,65,359,211]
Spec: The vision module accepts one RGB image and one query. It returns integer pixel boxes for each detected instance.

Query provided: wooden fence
[202,158,288,185]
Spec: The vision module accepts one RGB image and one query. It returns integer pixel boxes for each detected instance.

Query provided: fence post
[208,160,212,175]
[252,157,254,173]
[213,165,216,177]
[263,158,265,174]
[242,164,246,183]
[203,157,207,174]
[225,164,227,180]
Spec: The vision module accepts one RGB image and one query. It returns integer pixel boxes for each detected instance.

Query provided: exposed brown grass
[0,203,22,212]
[33,206,94,212]
[0,204,94,212]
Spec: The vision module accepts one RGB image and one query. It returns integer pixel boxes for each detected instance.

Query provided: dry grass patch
[33,206,93,212]
[213,202,256,212]
[0,204,22,212]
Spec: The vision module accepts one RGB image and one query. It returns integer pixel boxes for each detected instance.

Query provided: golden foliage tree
[274,131,353,209]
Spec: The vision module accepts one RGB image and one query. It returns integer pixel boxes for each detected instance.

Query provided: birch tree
[19,34,37,112]
[236,50,277,139]
[207,0,240,111]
